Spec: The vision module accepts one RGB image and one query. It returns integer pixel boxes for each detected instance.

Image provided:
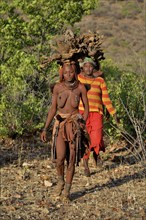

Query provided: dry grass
[0,136,146,220]
[74,0,145,73]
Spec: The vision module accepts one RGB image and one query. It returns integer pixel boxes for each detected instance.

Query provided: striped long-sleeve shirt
[78,74,116,115]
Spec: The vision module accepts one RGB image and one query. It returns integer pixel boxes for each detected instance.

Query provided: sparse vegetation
[0,136,146,220]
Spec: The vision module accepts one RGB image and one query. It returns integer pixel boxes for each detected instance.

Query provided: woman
[78,57,119,174]
[41,61,89,201]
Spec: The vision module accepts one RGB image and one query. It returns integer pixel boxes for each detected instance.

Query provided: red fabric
[80,111,105,159]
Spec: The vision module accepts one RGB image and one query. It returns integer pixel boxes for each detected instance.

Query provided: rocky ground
[0,135,146,220]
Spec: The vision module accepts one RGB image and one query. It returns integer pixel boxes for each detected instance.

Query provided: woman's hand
[41,130,47,142]
[113,113,120,124]
[78,118,86,129]
[105,110,110,121]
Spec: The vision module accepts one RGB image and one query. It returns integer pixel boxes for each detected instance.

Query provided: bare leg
[55,132,66,195]
[56,132,66,176]
[66,142,76,184]
[63,142,76,201]
[83,158,90,177]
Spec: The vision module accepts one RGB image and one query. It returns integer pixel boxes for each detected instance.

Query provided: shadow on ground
[0,133,51,168]
[71,167,146,201]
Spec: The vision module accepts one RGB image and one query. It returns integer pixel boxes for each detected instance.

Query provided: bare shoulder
[53,82,61,93]
[78,82,86,90]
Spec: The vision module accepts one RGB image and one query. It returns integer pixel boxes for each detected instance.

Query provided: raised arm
[41,84,58,142]
[80,83,89,121]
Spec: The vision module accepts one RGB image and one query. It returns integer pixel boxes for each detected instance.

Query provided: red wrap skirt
[80,111,105,159]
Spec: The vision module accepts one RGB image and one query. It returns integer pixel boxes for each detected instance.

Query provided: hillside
[74,0,145,73]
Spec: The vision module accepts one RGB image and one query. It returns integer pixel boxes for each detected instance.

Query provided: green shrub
[0,0,99,137]
[101,59,146,148]
[1,52,47,136]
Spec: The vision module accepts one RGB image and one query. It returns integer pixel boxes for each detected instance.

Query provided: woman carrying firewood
[78,57,119,176]
[41,61,90,202]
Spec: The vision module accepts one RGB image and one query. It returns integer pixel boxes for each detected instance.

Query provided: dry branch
[40,30,105,68]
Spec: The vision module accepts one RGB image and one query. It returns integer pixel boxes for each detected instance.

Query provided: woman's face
[63,65,76,82]
[83,62,94,76]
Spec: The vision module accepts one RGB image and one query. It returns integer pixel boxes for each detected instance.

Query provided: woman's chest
[57,88,80,108]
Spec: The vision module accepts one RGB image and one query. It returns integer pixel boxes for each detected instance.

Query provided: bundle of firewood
[40,30,105,68]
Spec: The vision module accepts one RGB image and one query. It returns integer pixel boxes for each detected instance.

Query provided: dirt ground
[0,135,146,220]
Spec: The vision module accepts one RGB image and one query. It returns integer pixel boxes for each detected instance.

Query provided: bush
[0,51,59,137]
[101,59,146,160]
[0,0,99,137]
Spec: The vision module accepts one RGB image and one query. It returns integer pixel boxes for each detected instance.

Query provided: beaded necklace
[63,80,79,90]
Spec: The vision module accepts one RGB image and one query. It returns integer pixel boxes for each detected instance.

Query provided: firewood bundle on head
[41,29,105,68]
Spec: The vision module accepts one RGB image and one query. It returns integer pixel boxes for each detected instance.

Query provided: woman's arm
[101,79,116,115]
[41,84,58,142]
[101,79,120,124]
[80,83,89,121]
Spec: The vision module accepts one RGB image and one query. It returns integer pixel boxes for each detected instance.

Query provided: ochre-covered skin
[41,63,89,201]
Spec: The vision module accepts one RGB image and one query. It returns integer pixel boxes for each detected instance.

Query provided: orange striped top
[78,74,116,115]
